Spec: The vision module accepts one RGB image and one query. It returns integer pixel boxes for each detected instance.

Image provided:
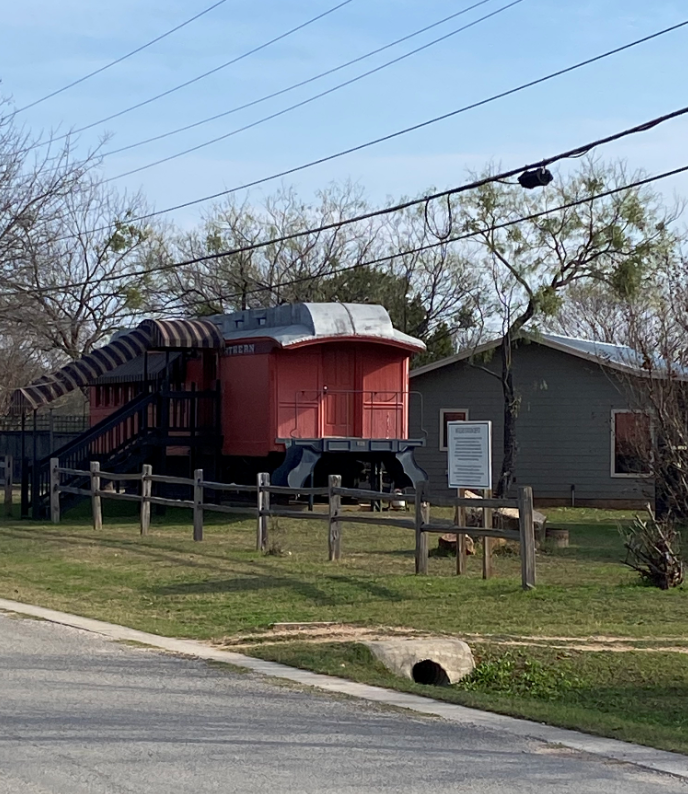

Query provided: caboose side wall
[89,384,138,426]
[183,350,219,392]
[273,340,410,444]
[221,352,274,457]
[220,338,413,457]
[359,345,409,439]
[275,346,323,444]
[86,336,415,459]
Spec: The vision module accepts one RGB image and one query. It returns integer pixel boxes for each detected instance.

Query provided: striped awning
[10,318,224,413]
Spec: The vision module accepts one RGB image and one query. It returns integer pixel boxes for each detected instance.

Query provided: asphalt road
[0,613,684,793]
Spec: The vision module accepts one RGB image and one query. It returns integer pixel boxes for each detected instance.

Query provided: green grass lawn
[0,502,677,639]
[1,501,687,753]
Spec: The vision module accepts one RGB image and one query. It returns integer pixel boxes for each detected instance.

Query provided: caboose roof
[209,303,425,352]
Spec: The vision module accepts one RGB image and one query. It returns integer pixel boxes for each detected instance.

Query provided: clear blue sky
[2,0,687,227]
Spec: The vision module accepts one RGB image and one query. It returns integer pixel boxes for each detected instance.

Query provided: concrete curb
[1,597,686,780]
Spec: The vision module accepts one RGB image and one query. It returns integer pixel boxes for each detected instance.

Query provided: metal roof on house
[537,333,649,370]
[210,303,425,352]
[411,331,650,379]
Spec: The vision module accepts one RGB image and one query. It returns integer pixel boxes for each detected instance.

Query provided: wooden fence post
[140,464,152,535]
[455,487,466,576]
[4,454,13,518]
[328,474,342,561]
[90,461,102,531]
[415,480,428,575]
[193,468,204,542]
[257,472,270,552]
[482,488,493,580]
[49,457,60,524]
[518,485,536,590]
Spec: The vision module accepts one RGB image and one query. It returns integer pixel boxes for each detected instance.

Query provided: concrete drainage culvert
[363,639,474,686]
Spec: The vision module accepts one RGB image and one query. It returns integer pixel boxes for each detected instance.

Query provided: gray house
[409,333,653,508]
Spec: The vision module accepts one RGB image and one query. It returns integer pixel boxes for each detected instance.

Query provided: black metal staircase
[24,387,221,518]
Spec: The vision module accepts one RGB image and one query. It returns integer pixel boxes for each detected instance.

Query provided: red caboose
[11,304,427,513]
[210,303,426,486]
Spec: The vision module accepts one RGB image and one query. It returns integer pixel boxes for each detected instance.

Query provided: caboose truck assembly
[11,303,427,518]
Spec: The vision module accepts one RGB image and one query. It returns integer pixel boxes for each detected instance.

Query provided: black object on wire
[27,105,688,290]
[82,16,688,230]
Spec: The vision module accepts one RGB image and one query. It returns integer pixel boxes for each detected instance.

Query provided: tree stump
[438,533,475,555]
[545,528,569,548]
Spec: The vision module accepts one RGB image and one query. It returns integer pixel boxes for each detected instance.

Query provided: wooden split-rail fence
[49,459,536,589]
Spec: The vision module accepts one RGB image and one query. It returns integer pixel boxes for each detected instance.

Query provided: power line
[120,105,688,273]
[105,0,524,182]
[174,163,688,313]
[24,104,688,291]
[25,0,355,148]
[102,0,502,159]
[47,11,688,246]
[12,0,231,114]
[70,16,688,235]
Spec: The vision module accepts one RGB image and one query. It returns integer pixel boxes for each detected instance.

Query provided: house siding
[410,342,653,507]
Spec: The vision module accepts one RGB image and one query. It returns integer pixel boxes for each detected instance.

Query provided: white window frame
[439,408,469,451]
[610,408,652,478]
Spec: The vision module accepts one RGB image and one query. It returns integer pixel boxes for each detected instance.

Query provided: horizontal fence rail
[0,415,89,433]
[49,461,536,589]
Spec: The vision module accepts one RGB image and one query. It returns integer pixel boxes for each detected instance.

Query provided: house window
[440,409,468,451]
[612,410,652,477]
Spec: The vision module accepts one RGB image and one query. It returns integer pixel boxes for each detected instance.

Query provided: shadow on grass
[539,525,627,566]
[150,573,336,604]
[0,526,250,574]
[367,548,415,558]
[149,561,405,605]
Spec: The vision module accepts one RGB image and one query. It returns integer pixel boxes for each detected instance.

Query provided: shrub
[620,512,684,590]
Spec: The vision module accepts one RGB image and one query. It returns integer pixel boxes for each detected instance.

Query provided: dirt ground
[213,623,688,654]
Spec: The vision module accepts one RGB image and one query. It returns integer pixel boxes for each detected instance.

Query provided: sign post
[447,421,492,576]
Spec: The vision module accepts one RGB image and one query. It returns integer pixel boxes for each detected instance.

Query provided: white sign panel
[447,420,492,490]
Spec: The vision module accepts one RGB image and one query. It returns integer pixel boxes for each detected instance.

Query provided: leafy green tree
[455,157,681,495]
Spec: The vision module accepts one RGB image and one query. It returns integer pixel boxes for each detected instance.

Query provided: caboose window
[439,409,468,450]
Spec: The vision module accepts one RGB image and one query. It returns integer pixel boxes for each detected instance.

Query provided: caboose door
[322,347,355,437]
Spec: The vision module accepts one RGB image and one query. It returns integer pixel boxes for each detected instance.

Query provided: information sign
[447,420,492,489]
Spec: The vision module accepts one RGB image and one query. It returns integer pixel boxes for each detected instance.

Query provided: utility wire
[12,0,231,114]
[105,0,524,182]
[103,0,501,158]
[174,163,688,313]
[71,16,688,235]
[25,0,355,147]
[116,106,688,271]
[27,105,688,290]
[51,81,688,251]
